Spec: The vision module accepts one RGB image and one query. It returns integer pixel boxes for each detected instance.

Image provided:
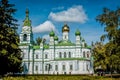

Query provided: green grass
[2,75,120,80]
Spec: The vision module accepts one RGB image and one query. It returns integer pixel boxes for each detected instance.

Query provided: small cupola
[62,24,69,32]
[54,36,58,41]
[75,29,81,36]
[49,31,55,37]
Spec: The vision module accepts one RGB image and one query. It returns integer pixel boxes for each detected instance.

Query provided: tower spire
[23,8,31,26]
[26,8,29,17]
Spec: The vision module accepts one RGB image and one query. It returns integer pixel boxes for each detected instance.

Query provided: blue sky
[9,0,120,45]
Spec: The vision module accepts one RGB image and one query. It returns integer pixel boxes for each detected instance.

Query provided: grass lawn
[2,75,120,80]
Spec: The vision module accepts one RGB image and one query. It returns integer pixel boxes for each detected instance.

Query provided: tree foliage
[0,0,22,75]
[36,37,42,45]
[93,8,120,73]
[93,42,107,70]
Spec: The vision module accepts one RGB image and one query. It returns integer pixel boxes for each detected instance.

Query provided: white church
[19,9,94,75]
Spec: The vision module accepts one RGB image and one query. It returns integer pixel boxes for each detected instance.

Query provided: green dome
[54,36,58,41]
[75,30,81,36]
[49,31,55,36]
[82,39,85,42]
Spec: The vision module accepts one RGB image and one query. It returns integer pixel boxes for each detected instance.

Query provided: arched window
[62,65,65,71]
[65,35,66,39]
[86,64,89,71]
[70,65,73,70]
[35,65,38,71]
[45,54,48,59]
[55,65,58,71]
[83,51,85,57]
[23,34,27,41]
[45,65,47,71]
[68,52,71,58]
[87,54,89,58]
[36,54,38,59]
[87,51,89,58]
[64,52,66,58]
[59,52,62,58]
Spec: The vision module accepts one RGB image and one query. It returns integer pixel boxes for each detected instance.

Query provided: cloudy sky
[10,0,120,45]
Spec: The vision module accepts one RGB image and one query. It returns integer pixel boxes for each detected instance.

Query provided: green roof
[75,29,81,36]
[33,46,40,49]
[55,58,89,61]
[33,44,49,49]
[19,43,29,46]
[44,44,49,49]
[23,9,31,26]
[87,46,91,49]
[56,40,75,46]
[49,31,55,36]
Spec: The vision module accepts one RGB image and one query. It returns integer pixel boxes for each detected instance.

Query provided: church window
[59,52,62,58]
[65,35,66,39]
[70,65,73,70]
[50,65,52,70]
[45,54,48,59]
[35,65,38,71]
[62,65,65,71]
[23,34,27,41]
[55,65,58,71]
[83,62,85,71]
[64,52,66,58]
[87,54,89,58]
[86,64,89,71]
[87,51,89,58]
[83,51,85,57]
[45,65,47,71]
[40,64,42,71]
[36,54,38,59]
[68,52,71,58]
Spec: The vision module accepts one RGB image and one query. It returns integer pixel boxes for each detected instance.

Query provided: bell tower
[20,9,33,44]
[62,24,69,41]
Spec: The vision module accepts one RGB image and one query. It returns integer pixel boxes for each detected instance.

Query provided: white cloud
[49,5,88,23]
[33,20,56,33]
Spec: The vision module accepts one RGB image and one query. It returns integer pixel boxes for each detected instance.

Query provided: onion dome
[54,36,58,41]
[49,31,55,37]
[75,29,81,36]
[82,39,85,42]
[62,24,69,32]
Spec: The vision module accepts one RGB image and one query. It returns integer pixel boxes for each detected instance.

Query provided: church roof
[56,40,75,46]
[33,44,49,49]
[23,9,31,26]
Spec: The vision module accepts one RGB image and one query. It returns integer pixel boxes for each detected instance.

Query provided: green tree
[93,42,108,71]
[95,8,120,75]
[0,0,22,76]
[36,37,42,45]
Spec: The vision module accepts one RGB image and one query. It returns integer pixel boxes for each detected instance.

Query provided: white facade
[19,9,94,75]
